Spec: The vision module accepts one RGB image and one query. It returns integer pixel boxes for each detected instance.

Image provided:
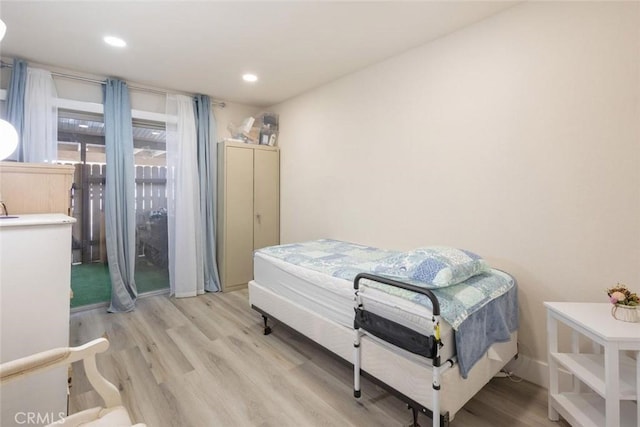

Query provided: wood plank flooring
[69,290,568,427]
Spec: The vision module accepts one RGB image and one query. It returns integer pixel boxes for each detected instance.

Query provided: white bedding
[254,251,456,362]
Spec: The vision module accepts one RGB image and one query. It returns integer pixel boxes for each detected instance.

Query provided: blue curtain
[194,95,221,292]
[6,58,27,161]
[103,78,137,312]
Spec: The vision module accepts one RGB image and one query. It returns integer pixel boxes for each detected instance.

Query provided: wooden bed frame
[249,277,518,426]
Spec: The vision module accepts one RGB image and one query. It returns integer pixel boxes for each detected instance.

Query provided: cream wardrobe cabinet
[217,142,279,292]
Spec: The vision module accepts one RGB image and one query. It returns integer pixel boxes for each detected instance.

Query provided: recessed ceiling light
[242,73,258,83]
[78,124,89,129]
[151,131,161,135]
[104,36,127,48]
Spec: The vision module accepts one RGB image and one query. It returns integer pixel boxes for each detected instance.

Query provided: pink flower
[610,291,626,304]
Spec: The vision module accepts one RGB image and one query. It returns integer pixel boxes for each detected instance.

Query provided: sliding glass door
[57,110,169,307]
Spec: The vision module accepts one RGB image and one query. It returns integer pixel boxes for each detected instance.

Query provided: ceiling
[0,1,516,107]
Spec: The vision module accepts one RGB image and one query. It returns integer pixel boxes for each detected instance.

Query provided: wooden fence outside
[70,164,168,264]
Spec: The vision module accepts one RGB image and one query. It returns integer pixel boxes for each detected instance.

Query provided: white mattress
[254,251,456,361]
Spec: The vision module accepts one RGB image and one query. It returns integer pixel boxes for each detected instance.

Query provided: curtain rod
[0,60,226,108]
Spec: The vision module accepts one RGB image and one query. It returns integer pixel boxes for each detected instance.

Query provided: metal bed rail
[353,273,456,427]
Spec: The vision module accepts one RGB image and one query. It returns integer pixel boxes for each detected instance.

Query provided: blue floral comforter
[257,239,518,377]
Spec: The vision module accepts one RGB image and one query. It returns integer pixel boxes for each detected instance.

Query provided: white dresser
[0,214,76,427]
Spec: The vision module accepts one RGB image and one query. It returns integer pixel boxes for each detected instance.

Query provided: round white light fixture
[0,119,19,161]
[103,36,127,48]
[242,73,258,83]
[0,19,7,42]
[0,21,17,162]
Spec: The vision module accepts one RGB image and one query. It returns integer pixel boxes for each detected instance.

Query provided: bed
[248,239,518,426]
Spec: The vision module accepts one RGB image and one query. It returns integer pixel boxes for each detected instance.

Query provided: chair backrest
[1,338,122,407]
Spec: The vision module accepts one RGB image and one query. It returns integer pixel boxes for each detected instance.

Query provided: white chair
[0,338,146,427]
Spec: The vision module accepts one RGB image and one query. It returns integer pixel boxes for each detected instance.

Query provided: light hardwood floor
[69,290,568,427]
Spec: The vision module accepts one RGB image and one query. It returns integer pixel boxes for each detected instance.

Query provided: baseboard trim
[140,288,170,298]
[71,301,108,314]
[505,354,572,390]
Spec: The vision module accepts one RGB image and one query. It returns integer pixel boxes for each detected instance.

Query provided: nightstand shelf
[545,302,640,427]
[550,393,637,427]
[550,353,637,400]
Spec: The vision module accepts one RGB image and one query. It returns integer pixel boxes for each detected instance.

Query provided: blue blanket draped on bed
[257,239,518,378]
[453,281,517,377]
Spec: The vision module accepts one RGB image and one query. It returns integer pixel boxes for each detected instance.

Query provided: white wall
[271,1,640,385]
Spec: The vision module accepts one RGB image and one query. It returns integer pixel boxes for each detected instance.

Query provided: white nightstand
[545,302,639,427]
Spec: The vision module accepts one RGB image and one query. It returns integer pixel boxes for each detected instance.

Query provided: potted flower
[607,284,639,323]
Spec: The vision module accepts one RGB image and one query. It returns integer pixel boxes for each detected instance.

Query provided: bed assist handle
[353,273,445,427]
[353,273,440,316]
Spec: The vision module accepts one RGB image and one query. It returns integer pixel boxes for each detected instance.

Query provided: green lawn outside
[71,260,169,308]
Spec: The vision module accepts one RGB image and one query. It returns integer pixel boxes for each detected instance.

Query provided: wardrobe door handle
[256,213,261,224]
